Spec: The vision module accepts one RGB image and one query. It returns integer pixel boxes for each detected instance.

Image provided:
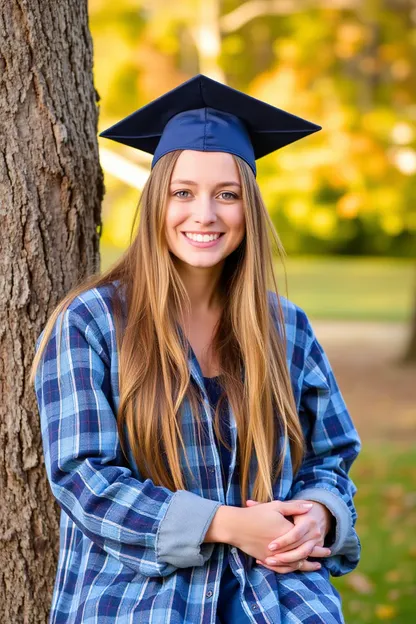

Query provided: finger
[266,541,331,566]
[268,525,309,552]
[275,501,313,516]
[256,559,321,574]
[269,540,330,556]
[309,545,332,558]
[269,536,307,554]
[268,541,332,562]
[265,540,316,565]
[247,500,312,512]
[257,562,295,574]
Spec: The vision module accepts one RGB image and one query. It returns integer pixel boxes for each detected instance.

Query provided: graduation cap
[99,74,321,177]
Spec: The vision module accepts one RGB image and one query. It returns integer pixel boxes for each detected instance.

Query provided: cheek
[227,210,245,233]
[165,202,187,230]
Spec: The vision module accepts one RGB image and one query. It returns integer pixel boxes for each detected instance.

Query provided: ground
[312,320,415,444]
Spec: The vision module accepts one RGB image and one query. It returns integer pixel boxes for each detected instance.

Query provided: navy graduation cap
[99,74,321,177]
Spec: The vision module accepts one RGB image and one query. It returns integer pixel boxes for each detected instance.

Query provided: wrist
[204,505,242,546]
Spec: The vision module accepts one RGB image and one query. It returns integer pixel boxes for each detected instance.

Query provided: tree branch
[220,0,361,33]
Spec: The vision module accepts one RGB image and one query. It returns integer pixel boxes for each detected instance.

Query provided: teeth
[184,232,221,242]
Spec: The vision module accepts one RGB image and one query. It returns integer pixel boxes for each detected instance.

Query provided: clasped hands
[246,498,333,574]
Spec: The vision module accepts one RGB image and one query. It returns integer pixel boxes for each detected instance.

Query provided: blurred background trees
[90,0,416,258]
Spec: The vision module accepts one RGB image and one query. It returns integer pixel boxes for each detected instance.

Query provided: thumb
[275,500,314,516]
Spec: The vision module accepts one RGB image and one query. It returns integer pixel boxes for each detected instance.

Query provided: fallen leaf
[386,503,404,520]
[383,484,405,500]
[384,569,401,583]
[375,604,397,619]
[345,572,375,594]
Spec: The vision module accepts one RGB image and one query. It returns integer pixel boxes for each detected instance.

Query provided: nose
[193,194,217,224]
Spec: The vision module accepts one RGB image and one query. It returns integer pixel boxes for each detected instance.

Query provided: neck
[175,259,225,315]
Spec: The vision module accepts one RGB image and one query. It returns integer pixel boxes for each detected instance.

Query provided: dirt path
[311,321,416,443]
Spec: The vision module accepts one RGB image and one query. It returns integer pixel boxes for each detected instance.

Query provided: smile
[181,232,225,248]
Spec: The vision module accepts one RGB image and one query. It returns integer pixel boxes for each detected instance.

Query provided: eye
[219,191,238,200]
[173,190,191,199]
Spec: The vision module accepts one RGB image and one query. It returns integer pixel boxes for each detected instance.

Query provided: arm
[34,305,221,578]
[289,314,362,576]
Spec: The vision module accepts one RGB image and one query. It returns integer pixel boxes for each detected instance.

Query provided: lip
[181,232,225,248]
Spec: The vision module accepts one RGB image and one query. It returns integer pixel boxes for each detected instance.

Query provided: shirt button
[208,467,215,474]
[251,604,258,611]
[206,590,213,598]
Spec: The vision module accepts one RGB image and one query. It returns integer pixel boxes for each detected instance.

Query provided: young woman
[31,75,361,623]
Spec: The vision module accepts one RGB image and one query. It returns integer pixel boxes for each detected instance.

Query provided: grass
[278,256,414,323]
[333,443,416,623]
[100,245,415,323]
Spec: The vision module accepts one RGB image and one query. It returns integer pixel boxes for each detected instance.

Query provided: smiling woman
[31,74,361,624]
[166,151,245,270]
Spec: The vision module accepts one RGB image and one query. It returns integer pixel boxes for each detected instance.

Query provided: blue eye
[219,192,238,200]
[174,190,191,198]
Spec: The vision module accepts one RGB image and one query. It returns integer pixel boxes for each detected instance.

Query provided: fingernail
[266,558,278,565]
[326,549,332,555]
[302,503,313,508]
[269,544,277,551]
[315,563,322,569]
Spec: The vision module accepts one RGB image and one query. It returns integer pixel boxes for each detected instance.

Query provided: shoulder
[65,281,123,359]
[267,289,313,353]
[37,281,122,364]
[66,281,121,334]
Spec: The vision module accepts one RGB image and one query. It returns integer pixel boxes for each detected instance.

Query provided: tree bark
[0,1,103,622]
[403,267,416,364]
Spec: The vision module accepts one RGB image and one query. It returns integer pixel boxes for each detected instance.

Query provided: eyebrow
[170,179,241,188]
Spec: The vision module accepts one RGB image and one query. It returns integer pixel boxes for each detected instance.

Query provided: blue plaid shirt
[34,283,361,623]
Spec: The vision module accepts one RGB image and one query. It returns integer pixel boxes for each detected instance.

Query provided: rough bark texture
[403,268,416,363]
[0,1,103,621]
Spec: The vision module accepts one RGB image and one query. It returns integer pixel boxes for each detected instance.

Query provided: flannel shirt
[34,283,361,623]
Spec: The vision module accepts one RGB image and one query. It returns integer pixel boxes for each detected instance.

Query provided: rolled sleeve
[156,491,222,567]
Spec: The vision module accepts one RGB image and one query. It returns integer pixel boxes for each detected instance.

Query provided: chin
[186,260,223,268]
[180,254,224,268]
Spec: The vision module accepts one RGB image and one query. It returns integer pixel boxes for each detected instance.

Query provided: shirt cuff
[156,490,222,568]
[291,486,351,556]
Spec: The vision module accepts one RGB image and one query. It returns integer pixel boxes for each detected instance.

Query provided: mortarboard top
[99,74,321,177]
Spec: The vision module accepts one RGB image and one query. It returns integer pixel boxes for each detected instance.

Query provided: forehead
[171,150,240,183]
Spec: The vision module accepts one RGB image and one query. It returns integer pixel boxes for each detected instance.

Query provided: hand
[246,499,333,574]
[228,499,317,563]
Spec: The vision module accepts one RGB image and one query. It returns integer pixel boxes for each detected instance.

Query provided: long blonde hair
[30,150,305,505]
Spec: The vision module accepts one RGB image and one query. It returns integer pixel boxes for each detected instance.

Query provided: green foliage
[91,1,416,256]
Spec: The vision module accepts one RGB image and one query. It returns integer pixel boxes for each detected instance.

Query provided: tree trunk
[403,267,416,364]
[0,1,103,622]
